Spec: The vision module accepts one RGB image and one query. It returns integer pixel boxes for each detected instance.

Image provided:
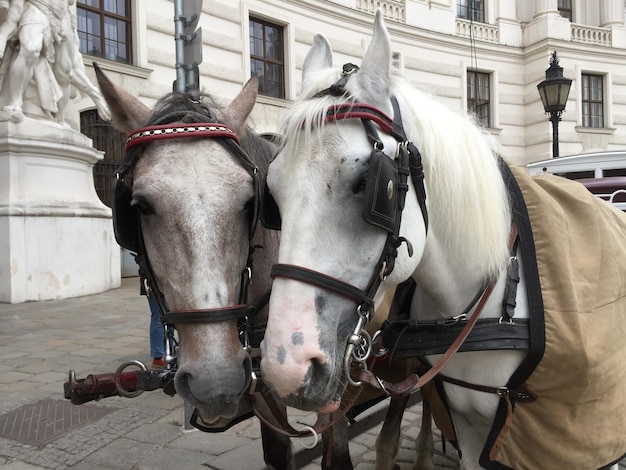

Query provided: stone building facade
[69,0,626,171]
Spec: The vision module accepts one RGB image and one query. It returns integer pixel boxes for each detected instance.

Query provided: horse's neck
[411,236,505,321]
[249,227,280,308]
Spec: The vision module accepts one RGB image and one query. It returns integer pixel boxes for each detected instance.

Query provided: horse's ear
[93,63,150,133]
[220,75,258,132]
[302,33,333,87]
[355,9,391,103]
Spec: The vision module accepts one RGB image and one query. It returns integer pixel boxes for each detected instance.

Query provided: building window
[392,52,402,71]
[581,73,604,128]
[250,17,285,99]
[457,0,485,23]
[558,0,572,21]
[81,110,126,208]
[467,70,491,127]
[77,0,132,64]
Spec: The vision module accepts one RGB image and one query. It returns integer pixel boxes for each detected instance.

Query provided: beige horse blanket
[488,164,626,469]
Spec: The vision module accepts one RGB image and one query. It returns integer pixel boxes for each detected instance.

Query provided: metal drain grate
[0,398,113,448]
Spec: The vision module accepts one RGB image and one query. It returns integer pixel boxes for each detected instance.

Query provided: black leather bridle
[115,121,263,348]
[270,95,429,383]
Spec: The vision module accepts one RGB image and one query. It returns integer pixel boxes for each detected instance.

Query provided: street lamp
[537,51,572,158]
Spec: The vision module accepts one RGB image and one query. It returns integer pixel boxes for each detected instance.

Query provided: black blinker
[260,181,281,231]
[362,149,398,233]
[112,178,141,253]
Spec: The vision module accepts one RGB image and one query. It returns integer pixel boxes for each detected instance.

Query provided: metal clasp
[344,304,374,387]
[443,313,467,327]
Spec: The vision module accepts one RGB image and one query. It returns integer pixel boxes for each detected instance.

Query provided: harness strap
[436,374,535,402]
[271,263,375,310]
[125,123,240,152]
[357,274,498,395]
[313,63,360,98]
[161,305,254,324]
[359,222,520,396]
[390,99,429,232]
[381,317,530,357]
[249,384,364,438]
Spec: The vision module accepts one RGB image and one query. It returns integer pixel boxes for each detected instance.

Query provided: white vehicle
[527,150,626,211]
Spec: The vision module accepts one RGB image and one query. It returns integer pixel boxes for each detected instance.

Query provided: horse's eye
[243,198,255,215]
[352,175,367,194]
[131,196,154,215]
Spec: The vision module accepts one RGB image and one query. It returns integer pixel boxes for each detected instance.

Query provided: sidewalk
[0,278,459,470]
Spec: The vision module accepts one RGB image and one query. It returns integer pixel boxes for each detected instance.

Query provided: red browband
[324,103,394,134]
[125,123,239,152]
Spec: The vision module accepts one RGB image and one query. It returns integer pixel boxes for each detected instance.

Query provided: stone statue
[0,0,110,123]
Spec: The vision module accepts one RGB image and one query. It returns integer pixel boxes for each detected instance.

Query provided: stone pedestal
[0,118,120,303]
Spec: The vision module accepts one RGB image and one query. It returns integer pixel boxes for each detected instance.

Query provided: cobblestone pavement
[0,278,622,469]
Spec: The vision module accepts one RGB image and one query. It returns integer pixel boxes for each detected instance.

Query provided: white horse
[260,9,625,470]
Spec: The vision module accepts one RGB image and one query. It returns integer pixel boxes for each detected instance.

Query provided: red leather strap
[125,123,239,152]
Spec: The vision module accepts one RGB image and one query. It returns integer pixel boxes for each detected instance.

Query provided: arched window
[80,109,126,208]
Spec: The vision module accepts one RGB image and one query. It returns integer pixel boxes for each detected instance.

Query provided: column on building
[600,0,623,26]
[534,0,558,18]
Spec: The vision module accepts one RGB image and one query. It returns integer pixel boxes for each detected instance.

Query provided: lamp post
[537,51,572,158]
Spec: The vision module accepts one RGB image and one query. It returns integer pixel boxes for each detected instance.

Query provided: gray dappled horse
[95,68,296,468]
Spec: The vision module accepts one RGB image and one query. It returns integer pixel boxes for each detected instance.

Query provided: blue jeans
[148,296,165,359]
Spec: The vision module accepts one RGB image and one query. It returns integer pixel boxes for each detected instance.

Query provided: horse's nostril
[174,370,193,395]
[307,349,328,370]
[178,371,191,384]
[309,356,323,369]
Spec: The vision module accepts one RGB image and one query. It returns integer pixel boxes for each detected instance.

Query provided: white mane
[278,70,512,278]
[391,76,512,276]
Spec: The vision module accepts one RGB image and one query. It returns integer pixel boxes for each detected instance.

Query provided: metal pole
[550,112,560,158]
[174,0,186,93]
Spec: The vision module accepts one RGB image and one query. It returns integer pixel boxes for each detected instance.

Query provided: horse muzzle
[174,352,252,421]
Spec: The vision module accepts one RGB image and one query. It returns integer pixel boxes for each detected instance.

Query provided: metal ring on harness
[115,360,147,398]
[297,425,319,449]
[344,305,374,387]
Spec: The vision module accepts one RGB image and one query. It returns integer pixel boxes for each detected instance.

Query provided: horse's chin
[194,401,239,424]
[277,378,346,413]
